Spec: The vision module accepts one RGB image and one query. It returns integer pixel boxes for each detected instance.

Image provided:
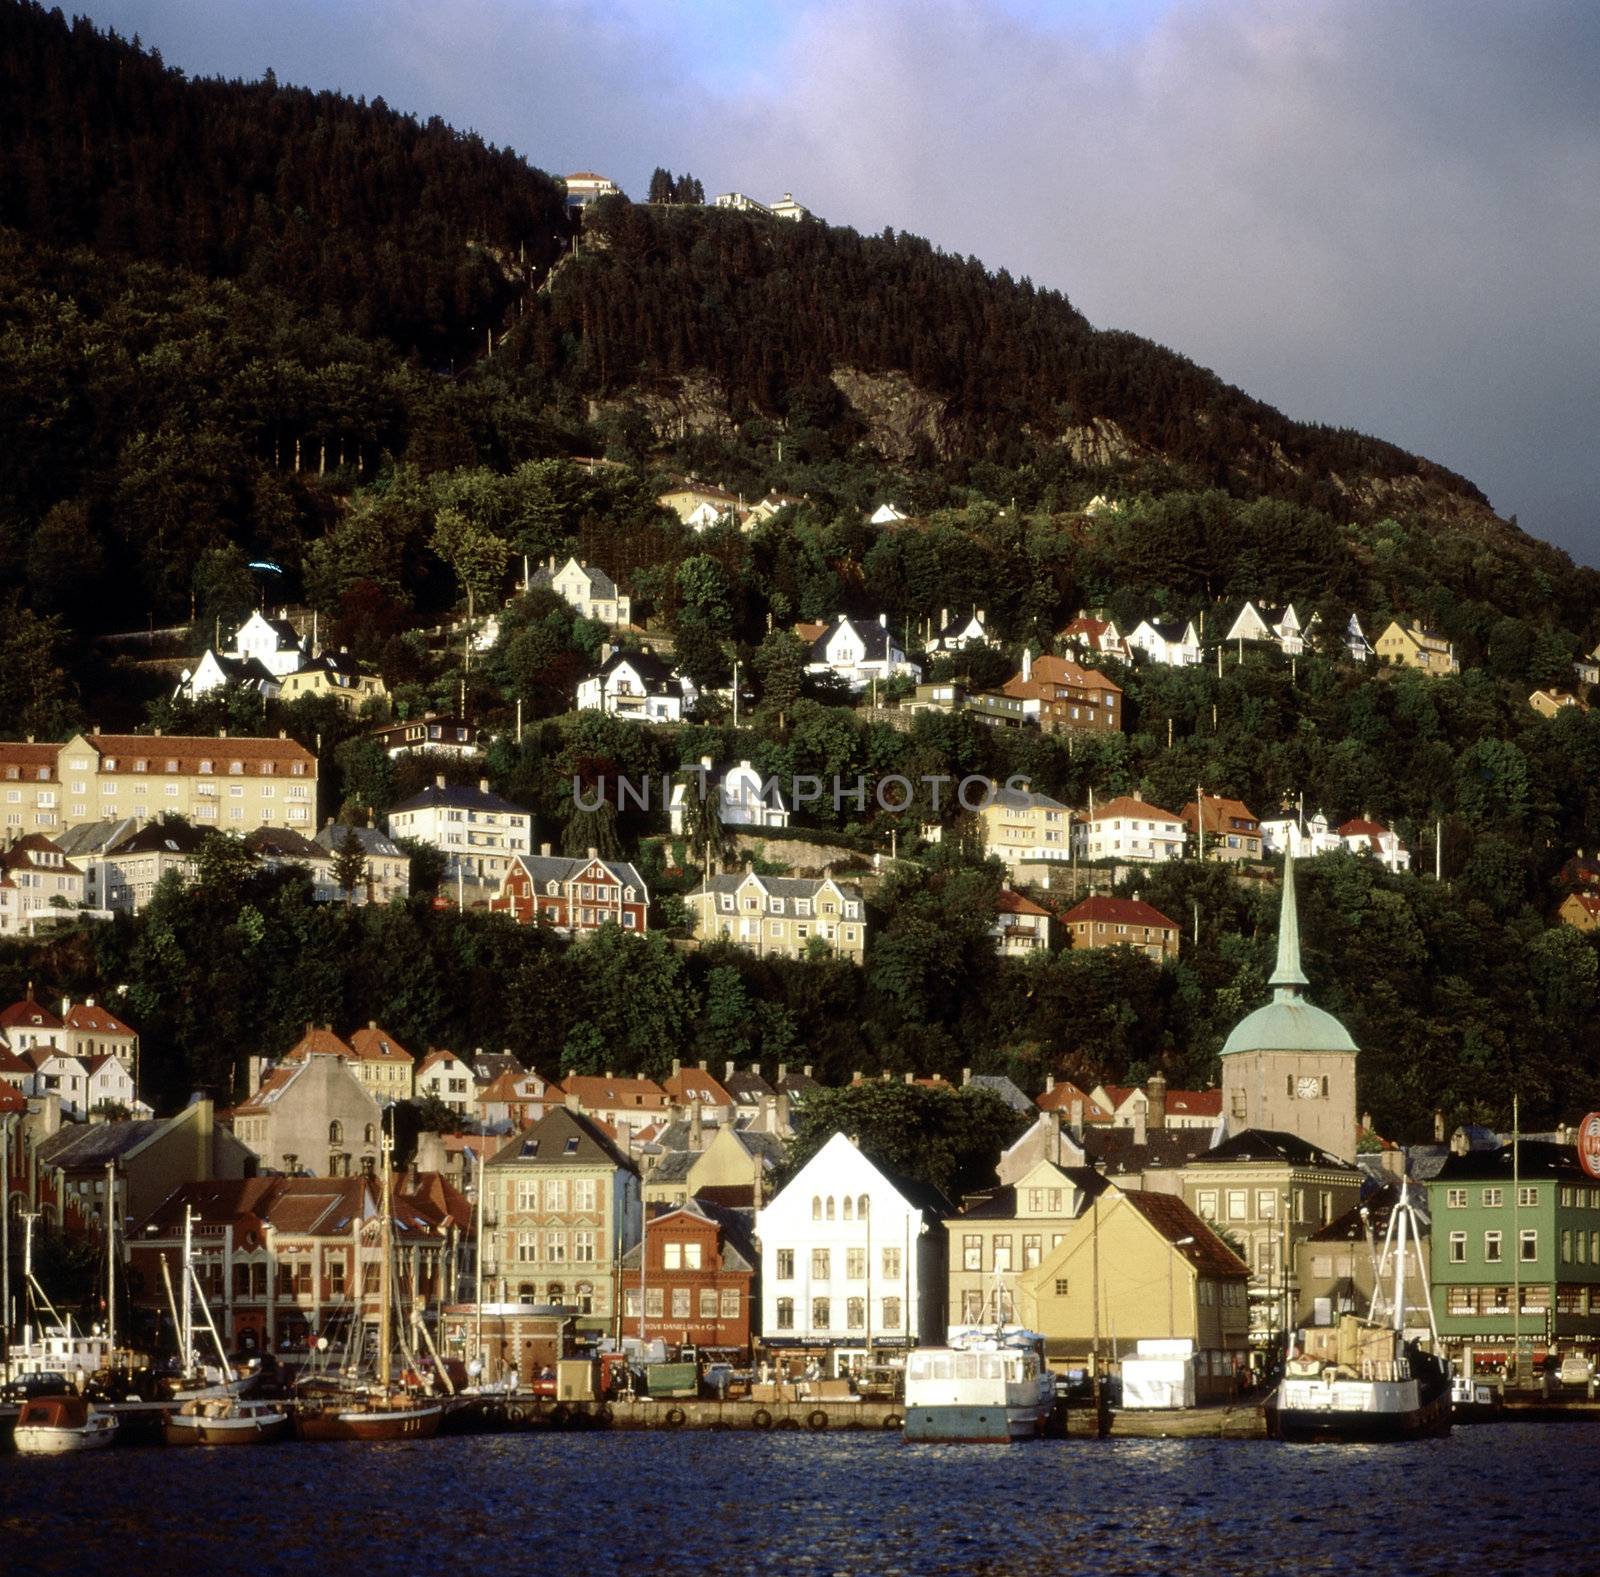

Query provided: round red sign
[1580,1112,1600,1180]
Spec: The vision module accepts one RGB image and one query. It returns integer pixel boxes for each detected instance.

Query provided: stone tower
[1219,855,1359,1160]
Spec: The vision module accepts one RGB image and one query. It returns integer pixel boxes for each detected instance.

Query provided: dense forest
[2,3,1599,1141]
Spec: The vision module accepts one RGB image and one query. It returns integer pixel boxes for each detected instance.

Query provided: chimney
[777,1063,787,1083]
[1133,1104,1147,1146]
[1433,1110,1445,1143]
[540,843,551,857]
[436,774,447,789]
[903,1072,914,1085]
[1022,649,1032,683]
[776,1091,791,1131]
[804,1065,812,1077]
[725,1060,736,1081]
[698,1059,707,1071]
[479,778,490,794]
[1147,1071,1167,1131]
[853,1070,863,1085]
[878,613,887,628]
[565,1089,580,1110]
[671,1058,681,1077]
[691,1100,703,1151]
[605,1070,613,1079]
[962,1067,971,1086]
[1070,1097,1084,1140]
[1045,1074,1056,1094]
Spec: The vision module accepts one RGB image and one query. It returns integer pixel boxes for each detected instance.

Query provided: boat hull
[904,1404,1044,1443]
[163,1410,290,1446]
[1274,1388,1452,1443]
[13,1417,119,1454]
[294,1402,443,1442]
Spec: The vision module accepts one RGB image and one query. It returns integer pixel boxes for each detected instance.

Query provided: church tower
[1219,854,1359,1160]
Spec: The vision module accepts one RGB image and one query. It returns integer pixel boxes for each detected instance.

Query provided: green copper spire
[1269,851,1310,995]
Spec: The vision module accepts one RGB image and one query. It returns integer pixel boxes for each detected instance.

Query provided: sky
[85,0,1600,564]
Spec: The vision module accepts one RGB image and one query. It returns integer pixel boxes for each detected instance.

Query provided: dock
[465,1394,904,1432]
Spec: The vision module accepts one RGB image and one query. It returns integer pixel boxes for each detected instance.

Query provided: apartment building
[685,867,867,962]
[1071,795,1187,863]
[385,776,532,886]
[1,732,318,836]
[972,784,1072,869]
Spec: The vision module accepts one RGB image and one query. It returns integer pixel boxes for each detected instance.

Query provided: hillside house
[805,616,920,690]
[577,648,697,723]
[1375,621,1459,676]
[1001,653,1122,736]
[686,867,867,962]
[1059,613,1128,660]
[1181,795,1263,863]
[1125,618,1203,667]
[669,758,789,836]
[528,555,632,626]
[488,847,649,936]
[1071,796,1187,864]
[1061,895,1180,961]
[385,776,531,887]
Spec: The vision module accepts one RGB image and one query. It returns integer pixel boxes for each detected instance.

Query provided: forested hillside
[3,4,1600,1140]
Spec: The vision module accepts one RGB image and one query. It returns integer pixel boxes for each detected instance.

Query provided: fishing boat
[1272,1182,1452,1443]
[3,1211,117,1387]
[12,1393,119,1454]
[163,1395,290,1446]
[293,1122,444,1443]
[904,1327,1055,1443]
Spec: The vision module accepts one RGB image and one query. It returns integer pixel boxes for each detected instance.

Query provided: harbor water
[1,1424,1589,1575]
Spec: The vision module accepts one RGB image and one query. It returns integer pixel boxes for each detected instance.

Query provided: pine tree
[648,167,674,204]
[332,826,368,904]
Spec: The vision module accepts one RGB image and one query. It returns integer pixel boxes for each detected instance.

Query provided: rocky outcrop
[829,368,956,463]
[586,373,738,441]
[1053,417,1143,468]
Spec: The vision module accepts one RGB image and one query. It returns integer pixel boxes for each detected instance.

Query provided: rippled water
[0,1425,1588,1576]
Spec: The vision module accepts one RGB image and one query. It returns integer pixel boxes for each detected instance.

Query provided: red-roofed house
[347,1023,416,1101]
[1558,891,1600,933]
[991,887,1054,955]
[1059,612,1128,660]
[662,1061,735,1123]
[1001,653,1123,736]
[1179,795,1263,864]
[1036,1077,1112,1125]
[1061,895,1180,960]
[477,1070,563,1130]
[1336,817,1411,873]
[0,991,65,1055]
[560,1073,671,1140]
[61,997,139,1078]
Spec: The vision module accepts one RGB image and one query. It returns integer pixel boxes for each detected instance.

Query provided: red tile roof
[1001,655,1122,701]
[0,742,60,780]
[663,1068,734,1107]
[282,1028,355,1062]
[1180,796,1260,835]
[64,1001,136,1037]
[348,1025,414,1065]
[1120,1190,1250,1278]
[0,1078,26,1112]
[0,997,63,1031]
[1165,1089,1223,1118]
[1061,895,1179,930]
[563,1074,668,1109]
[1036,1080,1111,1119]
[1564,893,1600,920]
[82,734,316,774]
[996,888,1051,917]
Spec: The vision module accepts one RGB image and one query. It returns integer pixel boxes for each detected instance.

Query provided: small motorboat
[163,1396,290,1446]
[12,1393,119,1454]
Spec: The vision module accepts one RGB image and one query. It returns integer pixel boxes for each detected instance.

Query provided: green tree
[332,827,368,904]
[754,629,806,729]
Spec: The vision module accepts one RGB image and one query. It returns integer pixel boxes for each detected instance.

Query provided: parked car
[1558,1354,1594,1388]
[1,1371,71,1403]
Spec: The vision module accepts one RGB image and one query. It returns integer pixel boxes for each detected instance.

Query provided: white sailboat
[158,1206,256,1402]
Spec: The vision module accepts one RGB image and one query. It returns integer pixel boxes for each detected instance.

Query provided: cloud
[77,0,1600,561]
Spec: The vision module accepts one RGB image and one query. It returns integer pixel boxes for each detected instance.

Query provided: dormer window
[546,881,558,896]
[291,763,305,776]
[198,760,212,774]
[134,759,147,773]
[229,761,243,775]
[103,758,117,771]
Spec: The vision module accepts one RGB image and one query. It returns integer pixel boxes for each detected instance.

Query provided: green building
[1426,1140,1600,1364]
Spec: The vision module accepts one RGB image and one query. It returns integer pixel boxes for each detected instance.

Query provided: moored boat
[1272,1182,1451,1443]
[163,1395,290,1446]
[12,1393,119,1454]
[904,1328,1054,1443]
[293,1391,443,1442]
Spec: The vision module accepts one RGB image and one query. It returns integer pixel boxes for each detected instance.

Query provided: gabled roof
[1001,655,1121,700]
[506,852,646,894]
[64,1001,136,1037]
[1336,817,1395,849]
[1308,1181,1429,1243]
[810,617,894,663]
[417,1048,467,1077]
[621,1196,759,1272]
[664,1067,735,1107]
[78,734,316,773]
[531,556,623,599]
[282,1028,356,1063]
[1036,1080,1106,1116]
[592,647,677,685]
[245,825,329,861]
[111,820,209,856]
[38,1119,165,1170]
[0,1078,27,1113]
[55,818,142,858]
[986,784,1070,813]
[347,1025,414,1066]
[1061,895,1179,929]
[723,1067,777,1104]
[1181,796,1260,834]
[313,823,406,859]
[1432,1139,1585,1183]
[389,781,528,817]
[1081,1126,1215,1175]
[487,1105,637,1174]
[1120,1191,1250,1278]
[562,1073,668,1109]
[0,996,63,1032]
[1198,1128,1356,1170]
[1085,796,1183,824]
[955,1167,1109,1219]
[1165,1089,1223,1119]
[995,889,1051,918]
[964,1074,1034,1114]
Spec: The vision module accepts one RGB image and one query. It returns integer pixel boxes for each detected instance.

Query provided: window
[1446,1286,1473,1316]
[963,1234,982,1272]
[776,1297,794,1330]
[1054,1278,1069,1297]
[516,1231,538,1263]
[1227,1190,1247,1221]
[882,1296,901,1329]
[544,1179,568,1212]
[1447,1188,1467,1209]
[1022,1234,1042,1270]
[843,1297,865,1330]
[684,1242,703,1270]
[721,1288,740,1319]
[992,1236,1013,1273]
[882,1247,901,1280]
[1449,1231,1466,1263]
[1484,1231,1503,1263]
[858,1195,869,1218]
[1520,1229,1538,1262]
[1257,1191,1277,1220]
[663,1243,682,1270]
[1197,1191,1218,1220]
[811,1248,830,1280]
[776,1248,794,1280]
[698,1288,718,1320]
[846,1248,866,1280]
[812,1298,830,1330]
[645,1287,664,1318]
[573,1231,595,1263]
[826,1196,835,1220]
[1518,1187,1538,1207]
[546,1231,567,1263]
[671,1288,691,1319]
[961,1289,985,1322]
[328,1121,343,1144]
[1562,1230,1572,1264]
[812,1195,821,1221]
[1482,1188,1503,1208]
[515,1180,538,1212]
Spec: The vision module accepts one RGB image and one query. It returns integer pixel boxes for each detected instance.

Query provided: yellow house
[970,783,1072,871]
[1557,891,1600,932]
[1013,1184,1252,1395]
[1374,621,1459,676]
[642,1123,789,1209]
[277,650,388,713]
[686,865,867,961]
[1530,688,1587,719]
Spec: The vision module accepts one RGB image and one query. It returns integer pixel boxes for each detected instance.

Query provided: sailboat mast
[105,1160,116,1364]
[1391,1183,1408,1335]
[182,1205,194,1372]
[378,1123,394,1391]
[474,1154,485,1376]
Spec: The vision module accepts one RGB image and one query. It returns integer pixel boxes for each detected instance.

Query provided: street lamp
[1169,1236,1195,1336]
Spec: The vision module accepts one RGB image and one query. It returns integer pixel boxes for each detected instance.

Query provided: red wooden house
[620,1199,757,1356]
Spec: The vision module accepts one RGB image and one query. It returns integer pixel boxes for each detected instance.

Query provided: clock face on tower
[1296,1076,1322,1100]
